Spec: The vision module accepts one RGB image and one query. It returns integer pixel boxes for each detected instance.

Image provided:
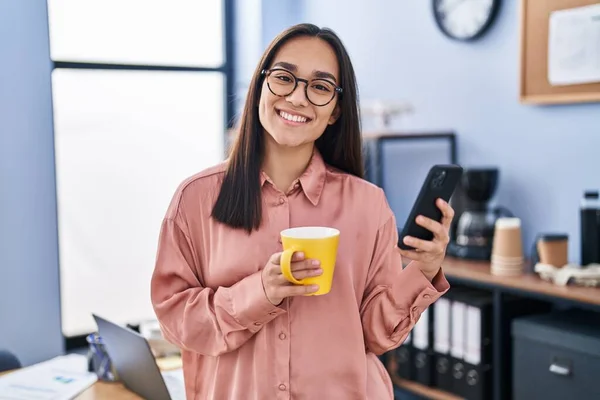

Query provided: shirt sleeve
[360,193,450,355]
[150,217,286,357]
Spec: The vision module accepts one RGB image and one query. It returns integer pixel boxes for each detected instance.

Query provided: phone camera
[431,170,447,189]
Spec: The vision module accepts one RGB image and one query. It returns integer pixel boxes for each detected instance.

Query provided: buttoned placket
[266,183,292,399]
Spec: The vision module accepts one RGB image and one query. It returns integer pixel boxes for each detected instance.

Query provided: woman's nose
[285,82,309,107]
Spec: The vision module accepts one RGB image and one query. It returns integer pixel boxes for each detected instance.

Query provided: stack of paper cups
[491,217,524,276]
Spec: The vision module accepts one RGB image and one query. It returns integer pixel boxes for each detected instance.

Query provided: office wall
[233,0,262,118]
[302,1,600,263]
[0,1,64,366]
[261,0,304,50]
[233,0,302,119]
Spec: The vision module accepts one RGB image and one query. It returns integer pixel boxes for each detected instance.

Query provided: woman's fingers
[437,198,455,230]
[291,258,320,272]
[274,283,320,299]
[415,215,447,241]
[263,251,323,304]
[276,266,323,283]
[268,250,306,265]
[402,235,437,253]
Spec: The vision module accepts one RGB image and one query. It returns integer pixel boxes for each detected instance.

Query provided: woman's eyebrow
[271,61,338,83]
[313,70,337,83]
[272,61,297,71]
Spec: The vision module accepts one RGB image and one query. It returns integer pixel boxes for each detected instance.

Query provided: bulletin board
[519,0,600,105]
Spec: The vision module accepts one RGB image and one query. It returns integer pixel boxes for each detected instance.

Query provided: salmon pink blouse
[151,150,449,399]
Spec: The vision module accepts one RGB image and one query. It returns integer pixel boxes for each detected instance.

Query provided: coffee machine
[447,168,513,260]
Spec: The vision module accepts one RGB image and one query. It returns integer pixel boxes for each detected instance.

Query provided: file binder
[461,292,493,400]
[433,292,453,392]
[449,289,468,396]
[412,307,434,385]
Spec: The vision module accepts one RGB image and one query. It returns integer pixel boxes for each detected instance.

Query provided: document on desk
[548,4,600,86]
[0,354,97,400]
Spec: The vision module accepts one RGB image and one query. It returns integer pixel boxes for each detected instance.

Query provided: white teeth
[279,110,307,123]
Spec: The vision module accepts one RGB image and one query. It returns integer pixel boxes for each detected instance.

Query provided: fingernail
[312,259,320,266]
[297,252,304,258]
[314,269,323,275]
[404,236,412,244]
[311,285,319,291]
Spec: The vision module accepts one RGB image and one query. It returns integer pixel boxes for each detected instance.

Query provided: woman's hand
[399,198,455,281]
[261,251,322,305]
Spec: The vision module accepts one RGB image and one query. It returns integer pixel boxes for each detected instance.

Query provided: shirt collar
[260,148,326,206]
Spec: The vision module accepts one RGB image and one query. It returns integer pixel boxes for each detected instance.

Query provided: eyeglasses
[261,68,342,107]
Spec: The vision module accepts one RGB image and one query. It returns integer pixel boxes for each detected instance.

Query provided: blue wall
[301,0,600,264]
[233,0,303,118]
[0,1,64,366]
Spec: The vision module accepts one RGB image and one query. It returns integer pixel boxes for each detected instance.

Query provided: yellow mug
[280,226,340,296]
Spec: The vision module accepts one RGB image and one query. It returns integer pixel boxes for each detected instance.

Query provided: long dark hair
[212,23,363,232]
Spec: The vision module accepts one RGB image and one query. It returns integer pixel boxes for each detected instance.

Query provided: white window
[48,1,229,337]
[47,0,223,67]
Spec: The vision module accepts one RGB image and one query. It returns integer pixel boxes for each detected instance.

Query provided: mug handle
[280,247,304,285]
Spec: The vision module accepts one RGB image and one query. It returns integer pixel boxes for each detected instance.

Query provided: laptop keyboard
[162,369,186,400]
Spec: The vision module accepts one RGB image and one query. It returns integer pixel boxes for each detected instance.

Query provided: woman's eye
[312,84,332,92]
[275,75,292,83]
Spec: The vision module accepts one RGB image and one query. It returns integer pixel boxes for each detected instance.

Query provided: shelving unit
[441,257,600,309]
[386,256,600,400]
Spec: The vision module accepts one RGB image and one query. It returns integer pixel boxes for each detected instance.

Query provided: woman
[151,23,452,399]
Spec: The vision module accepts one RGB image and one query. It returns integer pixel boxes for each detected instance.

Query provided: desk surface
[0,371,148,400]
[0,356,182,400]
[76,381,143,400]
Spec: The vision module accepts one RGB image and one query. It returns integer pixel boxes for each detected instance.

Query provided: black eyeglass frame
[261,68,343,107]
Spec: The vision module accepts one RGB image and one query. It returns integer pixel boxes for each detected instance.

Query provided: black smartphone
[398,164,463,250]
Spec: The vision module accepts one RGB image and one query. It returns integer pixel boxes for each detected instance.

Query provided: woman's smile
[276,108,312,126]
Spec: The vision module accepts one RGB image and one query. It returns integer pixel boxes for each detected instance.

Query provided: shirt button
[254,322,261,326]
[423,294,431,299]
[279,332,286,340]
[279,197,285,204]
[412,307,419,313]
[279,384,287,391]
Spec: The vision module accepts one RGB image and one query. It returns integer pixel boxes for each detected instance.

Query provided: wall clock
[432,0,501,41]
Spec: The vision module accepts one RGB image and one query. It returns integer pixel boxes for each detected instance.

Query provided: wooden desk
[76,381,143,400]
[0,356,182,399]
[0,372,145,399]
[0,373,141,400]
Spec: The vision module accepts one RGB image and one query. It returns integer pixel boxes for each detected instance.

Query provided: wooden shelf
[441,257,600,306]
[393,377,462,400]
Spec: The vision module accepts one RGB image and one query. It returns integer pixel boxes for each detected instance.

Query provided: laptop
[92,314,186,400]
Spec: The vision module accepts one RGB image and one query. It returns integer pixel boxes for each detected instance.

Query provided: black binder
[446,288,468,396]
[432,291,453,392]
[412,307,434,386]
[460,292,494,400]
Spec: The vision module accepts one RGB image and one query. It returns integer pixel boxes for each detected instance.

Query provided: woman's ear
[328,105,341,125]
